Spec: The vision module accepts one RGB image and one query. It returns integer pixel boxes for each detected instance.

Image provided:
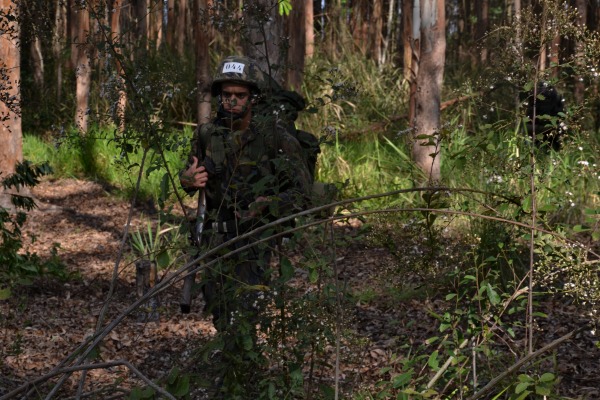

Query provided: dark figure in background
[522,82,567,151]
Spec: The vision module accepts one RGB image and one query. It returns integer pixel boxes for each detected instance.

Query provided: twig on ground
[0,360,176,400]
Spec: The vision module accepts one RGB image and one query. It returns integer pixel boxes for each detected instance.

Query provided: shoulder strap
[197,123,214,158]
[210,135,226,175]
[198,122,226,175]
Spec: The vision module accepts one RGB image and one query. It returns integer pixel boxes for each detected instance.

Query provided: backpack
[254,81,337,212]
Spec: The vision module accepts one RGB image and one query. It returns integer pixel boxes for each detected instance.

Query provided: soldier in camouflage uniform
[180,56,312,336]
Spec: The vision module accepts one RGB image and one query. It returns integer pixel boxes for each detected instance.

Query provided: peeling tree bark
[0,0,22,182]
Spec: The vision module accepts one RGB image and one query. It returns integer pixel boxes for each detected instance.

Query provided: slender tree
[476,0,489,64]
[305,0,314,59]
[135,0,149,51]
[381,0,396,65]
[402,0,413,82]
[149,0,164,50]
[574,0,586,104]
[110,0,127,132]
[166,0,175,48]
[409,0,446,183]
[21,0,45,91]
[175,0,188,55]
[286,0,306,91]
[53,0,67,102]
[351,0,369,55]
[73,1,92,132]
[0,0,22,185]
[195,0,211,125]
[369,0,383,63]
[549,30,560,78]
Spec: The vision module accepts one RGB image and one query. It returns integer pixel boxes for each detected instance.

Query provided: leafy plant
[129,220,183,270]
[1,161,70,298]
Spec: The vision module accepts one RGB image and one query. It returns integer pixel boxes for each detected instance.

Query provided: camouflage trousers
[201,231,272,333]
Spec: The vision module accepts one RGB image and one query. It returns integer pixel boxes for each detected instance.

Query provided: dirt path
[1,178,599,399]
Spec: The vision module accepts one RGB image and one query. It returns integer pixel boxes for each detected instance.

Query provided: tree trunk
[243,0,284,84]
[166,0,175,49]
[111,0,127,132]
[0,0,22,184]
[30,36,44,90]
[402,0,413,82]
[411,0,446,184]
[351,0,368,55]
[549,33,560,78]
[135,0,149,51]
[149,0,164,50]
[53,0,67,102]
[305,0,314,59]
[195,0,212,125]
[286,0,306,91]
[175,0,187,55]
[574,0,586,104]
[381,0,395,65]
[73,2,92,133]
[369,0,383,64]
[475,0,488,64]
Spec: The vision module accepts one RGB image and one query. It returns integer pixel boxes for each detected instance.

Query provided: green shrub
[0,161,71,299]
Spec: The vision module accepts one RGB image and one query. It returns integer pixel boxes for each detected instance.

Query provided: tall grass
[301,49,599,223]
[23,126,191,202]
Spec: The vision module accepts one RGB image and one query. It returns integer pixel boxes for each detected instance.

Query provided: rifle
[180,143,207,313]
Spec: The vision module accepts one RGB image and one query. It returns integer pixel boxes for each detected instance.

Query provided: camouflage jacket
[184,117,312,231]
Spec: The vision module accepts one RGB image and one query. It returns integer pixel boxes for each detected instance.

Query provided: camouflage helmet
[211,55,265,97]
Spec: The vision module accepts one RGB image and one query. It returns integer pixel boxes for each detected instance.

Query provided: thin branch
[0,360,175,400]
[466,328,579,400]
[426,338,469,389]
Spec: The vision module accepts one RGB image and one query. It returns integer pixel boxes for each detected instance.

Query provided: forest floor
[1,178,599,399]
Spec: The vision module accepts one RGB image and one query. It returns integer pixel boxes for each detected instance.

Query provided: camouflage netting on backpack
[253,72,337,212]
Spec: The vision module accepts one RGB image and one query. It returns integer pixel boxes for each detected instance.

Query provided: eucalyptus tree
[72,1,92,132]
[195,0,212,125]
[406,0,447,184]
[0,0,22,184]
